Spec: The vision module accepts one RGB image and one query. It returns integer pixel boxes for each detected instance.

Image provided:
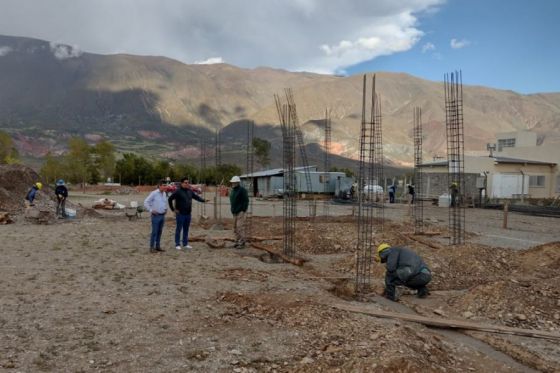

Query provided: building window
[319,174,330,183]
[556,175,560,193]
[497,138,516,151]
[529,175,545,187]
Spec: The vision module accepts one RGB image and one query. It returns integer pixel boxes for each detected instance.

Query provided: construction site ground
[2,191,560,372]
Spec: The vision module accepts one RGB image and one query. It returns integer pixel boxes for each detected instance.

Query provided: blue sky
[0,0,557,94]
[346,0,560,94]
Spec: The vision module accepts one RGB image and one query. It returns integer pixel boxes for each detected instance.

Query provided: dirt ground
[1,189,560,372]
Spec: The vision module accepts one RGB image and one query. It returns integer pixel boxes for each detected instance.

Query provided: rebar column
[214,129,222,221]
[413,107,424,234]
[245,120,255,238]
[275,94,297,257]
[323,108,331,216]
[372,83,384,229]
[356,74,381,293]
[199,139,207,218]
[286,89,316,217]
[444,71,466,245]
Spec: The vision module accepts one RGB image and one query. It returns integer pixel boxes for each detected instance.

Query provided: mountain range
[1,34,559,170]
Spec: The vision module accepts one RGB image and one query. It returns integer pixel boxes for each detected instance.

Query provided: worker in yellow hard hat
[25,182,43,207]
[374,243,432,301]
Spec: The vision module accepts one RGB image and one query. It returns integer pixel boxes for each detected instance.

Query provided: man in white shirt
[144,180,168,253]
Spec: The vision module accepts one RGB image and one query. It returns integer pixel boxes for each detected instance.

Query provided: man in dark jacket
[375,243,431,301]
[55,179,68,218]
[168,177,207,251]
[229,176,249,248]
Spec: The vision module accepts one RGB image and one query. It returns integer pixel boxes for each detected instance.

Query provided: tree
[0,130,19,164]
[252,137,271,169]
[93,140,116,181]
[65,137,91,185]
[40,153,66,185]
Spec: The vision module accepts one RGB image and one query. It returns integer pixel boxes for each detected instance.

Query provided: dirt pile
[0,164,46,212]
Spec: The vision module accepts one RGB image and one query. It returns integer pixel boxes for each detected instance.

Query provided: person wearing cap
[55,179,68,218]
[229,175,249,249]
[168,177,208,251]
[374,243,432,301]
[144,180,168,253]
[25,182,42,207]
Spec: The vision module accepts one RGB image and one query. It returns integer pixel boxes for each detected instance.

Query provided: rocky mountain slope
[1,34,559,167]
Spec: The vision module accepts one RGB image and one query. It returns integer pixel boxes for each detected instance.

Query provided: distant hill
[1,34,559,169]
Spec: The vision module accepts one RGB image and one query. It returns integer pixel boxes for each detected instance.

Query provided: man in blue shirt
[144,180,168,253]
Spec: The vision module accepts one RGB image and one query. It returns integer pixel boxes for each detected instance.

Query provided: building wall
[490,163,557,198]
[421,172,480,199]
[420,159,558,199]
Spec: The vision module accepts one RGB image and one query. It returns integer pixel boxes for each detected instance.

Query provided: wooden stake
[333,303,560,341]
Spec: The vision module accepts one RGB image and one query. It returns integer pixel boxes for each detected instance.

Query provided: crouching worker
[375,243,431,301]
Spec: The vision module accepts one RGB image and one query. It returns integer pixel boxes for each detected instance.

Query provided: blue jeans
[150,214,165,248]
[175,213,192,246]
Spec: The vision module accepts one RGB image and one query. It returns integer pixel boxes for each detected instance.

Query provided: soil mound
[519,241,560,272]
[0,164,44,212]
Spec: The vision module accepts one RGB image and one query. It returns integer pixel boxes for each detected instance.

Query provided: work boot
[150,247,158,253]
[156,246,165,252]
[417,287,430,298]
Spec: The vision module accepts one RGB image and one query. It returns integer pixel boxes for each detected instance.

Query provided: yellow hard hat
[374,243,391,262]
[35,182,43,190]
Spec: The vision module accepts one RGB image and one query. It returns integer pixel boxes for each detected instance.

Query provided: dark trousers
[385,271,431,298]
[150,214,165,248]
[56,198,66,217]
[389,192,395,203]
[174,213,192,246]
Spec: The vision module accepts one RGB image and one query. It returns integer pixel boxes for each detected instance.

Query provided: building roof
[418,156,556,168]
[240,166,317,178]
[492,156,556,166]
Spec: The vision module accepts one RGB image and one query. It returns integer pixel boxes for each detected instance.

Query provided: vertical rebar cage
[444,71,466,245]
[199,139,207,217]
[245,121,255,237]
[275,94,297,257]
[413,107,424,234]
[355,74,383,293]
[323,109,331,216]
[214,129,222,222]
[285,89,315,218]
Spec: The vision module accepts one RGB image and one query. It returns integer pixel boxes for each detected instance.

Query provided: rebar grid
[285,89,316,217]
[275,94,297,257]
[214,129,222,221]
[323,108,331,216]
[356,74,382,293]
[413,107,424,234]
[444,71,466,245]
[372,88,384,230]
[199,139,207,217]
[245,120,255,238]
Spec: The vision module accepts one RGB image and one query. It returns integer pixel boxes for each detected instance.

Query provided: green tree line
[40,137,242,186]
[0,130,19,164]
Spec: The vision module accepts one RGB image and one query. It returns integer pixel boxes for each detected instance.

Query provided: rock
[553,313,560,320]
[516,314,527,321]
[462,311,474,319]
[300,357,314,364]
[433,308,446,316]
[229,349,242,356]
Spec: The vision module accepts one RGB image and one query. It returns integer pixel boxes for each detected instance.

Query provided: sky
[0,0,557,94]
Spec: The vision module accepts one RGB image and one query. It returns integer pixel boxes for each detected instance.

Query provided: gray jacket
[379,246,429,282]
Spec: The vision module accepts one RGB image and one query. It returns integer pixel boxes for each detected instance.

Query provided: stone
[300,357,314,364]
[516,314,527,321]
[462,311,474,319]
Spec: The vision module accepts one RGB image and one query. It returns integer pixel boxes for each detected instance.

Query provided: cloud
[450,38,470,49]
[49,41,83,59]
[195,57,224,65]
[421,42,435,53]
[0,46,13,56]
[0,0,444,73]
